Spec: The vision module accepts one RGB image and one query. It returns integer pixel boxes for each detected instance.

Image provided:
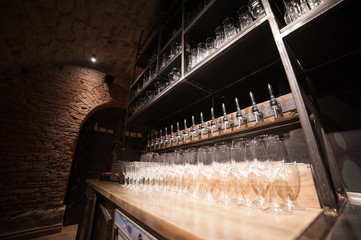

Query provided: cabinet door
[76,188,97,240]
[92,203,113,240]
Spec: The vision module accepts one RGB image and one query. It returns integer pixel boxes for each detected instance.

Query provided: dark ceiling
[0,0,169,84]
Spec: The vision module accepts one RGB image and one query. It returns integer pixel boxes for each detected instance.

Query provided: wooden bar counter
[86,179,322,240]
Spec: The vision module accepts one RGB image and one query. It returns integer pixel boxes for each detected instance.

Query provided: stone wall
[0,0,161,78]
[0,64,129,236]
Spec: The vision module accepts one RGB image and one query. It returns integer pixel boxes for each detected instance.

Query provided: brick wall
[0,64,129,236]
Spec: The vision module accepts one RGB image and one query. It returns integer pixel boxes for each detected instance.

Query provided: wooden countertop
[87,179,322,240]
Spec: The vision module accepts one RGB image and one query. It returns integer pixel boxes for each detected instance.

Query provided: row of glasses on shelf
[160,41,181,70]
[284,0,327,25]
[132,67,182,114]
[135,40,181,98]
[134,53,157,97]
[186,0,265,72]
[146,83,281,149]
[122,135,304,215]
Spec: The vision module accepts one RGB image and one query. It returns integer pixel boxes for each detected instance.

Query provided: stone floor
[32,225,78,240]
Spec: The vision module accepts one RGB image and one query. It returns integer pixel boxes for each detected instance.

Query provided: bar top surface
[87,179,322,240]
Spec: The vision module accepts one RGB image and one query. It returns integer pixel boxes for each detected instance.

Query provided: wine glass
[214,142,232,205]
[173,149,184,195]
[152,153,161,192]
[182,148,193,196]
[198,146,216,202]
[163,153,172,192]
[158,153,168,192]
[249,135,270,209]
[133,161,142,190]
[167,152,177,194]
[128,162,135,188]
[231,138,247,206]
[243,139,259,209]
[122,162,129,187]
[143,153,153,191]
[263,136,292,215]
[277,150,305,211]
[187,148,201,198]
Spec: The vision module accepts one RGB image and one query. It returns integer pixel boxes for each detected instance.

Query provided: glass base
[252,197,269,209]
[239,199,260,210]
[281,201,305,211]
[264,204,292,215]
[205,193,216,203]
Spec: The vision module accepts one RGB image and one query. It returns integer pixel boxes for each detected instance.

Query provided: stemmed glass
[157,154,167,192]
[198,146,216,202]
[134,161,143,190]
[133,162,142,190]
[243,139,259,209]
[263,136,292,215]
[231,138,247,206]
[122,162,130,188]
[128,162,135,188]
[214,142,232,205]
[143,153,153,191]
[173,150,183,194]
[277,150,305,211]
[179,149,190,195]
[152,153,161,192]
[162,153,171,192]
[187,148,201,198]
[167,152,177,194]
[250,135,270,209]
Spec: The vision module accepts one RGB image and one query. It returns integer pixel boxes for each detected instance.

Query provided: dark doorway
[63,107,125,226]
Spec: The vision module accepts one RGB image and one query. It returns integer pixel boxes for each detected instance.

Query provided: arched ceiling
[0,0,166,85]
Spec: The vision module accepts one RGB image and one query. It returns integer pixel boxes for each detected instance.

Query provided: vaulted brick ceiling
[0,0,165,84]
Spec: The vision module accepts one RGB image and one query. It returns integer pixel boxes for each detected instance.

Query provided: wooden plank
[154,93,298,150]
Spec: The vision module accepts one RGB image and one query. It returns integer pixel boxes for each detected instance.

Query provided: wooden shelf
[152,93,297,151]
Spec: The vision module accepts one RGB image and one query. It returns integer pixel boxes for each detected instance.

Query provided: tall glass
[214,142,232,205]
[237,6,253,31]
[248,0,265,19]
[263,136,292,215]
[198,146,216,202]
[128,162,135,188]
[187,148,201,198]
[197,42,207,63]
[122,162,129,187]
[143,153,153,191]
[163,153,173,193]
[277,148,305,211]
[215,26,225,49]
[191,48,198,67]
[152,153,161,192]
[170,42,180,59]
[231,139,247,206]
[205,37,215,56]
[223,17,237,41]
[187,55,193,72]
[173,149,184,195]
[250,135,270,209]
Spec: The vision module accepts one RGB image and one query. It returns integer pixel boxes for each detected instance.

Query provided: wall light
[91,54,96,63]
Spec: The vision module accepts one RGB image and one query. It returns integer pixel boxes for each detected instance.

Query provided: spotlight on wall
[91,54,96,63]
